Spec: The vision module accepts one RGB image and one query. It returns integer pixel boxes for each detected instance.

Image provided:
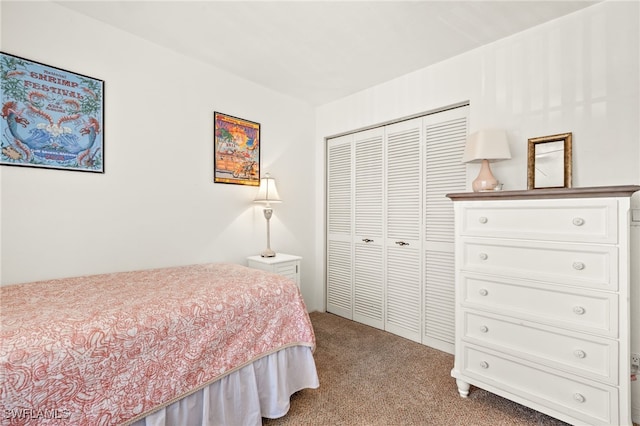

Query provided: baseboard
[633,405,639,425]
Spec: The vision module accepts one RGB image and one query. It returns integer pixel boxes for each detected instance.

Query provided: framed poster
[0,52,104,172]
[214,112,260,186]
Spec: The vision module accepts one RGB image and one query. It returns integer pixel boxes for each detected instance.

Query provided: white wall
[0,1,317,304]
[314,0,639,420]
[316,1,639,190]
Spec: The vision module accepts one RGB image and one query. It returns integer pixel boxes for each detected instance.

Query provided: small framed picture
[1,52,104,173]
[213,112,260,186]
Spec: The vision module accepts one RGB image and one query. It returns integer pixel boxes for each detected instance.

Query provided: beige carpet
[264,311,573,426]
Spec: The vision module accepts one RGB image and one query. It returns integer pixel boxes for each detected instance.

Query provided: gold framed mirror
[527,132,572,190]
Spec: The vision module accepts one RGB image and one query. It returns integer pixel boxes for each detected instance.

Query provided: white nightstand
[247,254,301,287]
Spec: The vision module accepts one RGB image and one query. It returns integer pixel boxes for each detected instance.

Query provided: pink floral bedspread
[0,263,315,425]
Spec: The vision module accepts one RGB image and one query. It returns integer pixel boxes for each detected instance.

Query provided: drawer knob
[480,326,489,333]
[572,262,585,271]
[574,350,587,359]
[573,393,586,403]
[395,241,409,246]
[572,217,585,226]
[480,361,489,369]
[362,238,374,243]
[479,288,489,297]
[573,306,586,315]
[479,253,488,260]
[478,216,488,224]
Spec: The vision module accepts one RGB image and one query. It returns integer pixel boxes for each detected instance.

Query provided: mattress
[0,263,317,425]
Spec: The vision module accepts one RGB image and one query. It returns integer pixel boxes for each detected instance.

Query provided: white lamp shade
[254,173,282,205]
[462,129,511,163]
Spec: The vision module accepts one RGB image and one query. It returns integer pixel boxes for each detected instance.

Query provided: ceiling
[56,1,600,106]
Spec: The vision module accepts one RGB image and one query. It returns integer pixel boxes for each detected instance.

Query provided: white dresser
[447,186,639,426]
[247,254,301,287]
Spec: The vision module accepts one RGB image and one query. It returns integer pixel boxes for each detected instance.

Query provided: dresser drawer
[273,262,299,282]
[462,274,618,337]
[462,345,618,425]
[463,311,618,383]
[247,254,301,287]
[462,238,618,290]
[460,199,618,243]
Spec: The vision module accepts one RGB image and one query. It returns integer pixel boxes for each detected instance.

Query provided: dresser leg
[456,379,471,398]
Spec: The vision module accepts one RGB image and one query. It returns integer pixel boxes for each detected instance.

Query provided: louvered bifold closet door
[327,135,353,319]
[385,117,423,343]
[353,128,385,329]
[423,106,468,354]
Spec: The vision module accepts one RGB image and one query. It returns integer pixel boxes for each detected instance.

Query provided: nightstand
[247,254,301,287]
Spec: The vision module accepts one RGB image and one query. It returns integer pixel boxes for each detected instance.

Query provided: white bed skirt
[129,346,318,426]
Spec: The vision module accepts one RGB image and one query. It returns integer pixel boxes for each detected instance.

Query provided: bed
[0,263,318,425]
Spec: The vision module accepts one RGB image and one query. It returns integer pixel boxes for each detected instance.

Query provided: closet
[326,105,468,353]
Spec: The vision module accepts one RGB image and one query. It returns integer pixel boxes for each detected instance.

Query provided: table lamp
[254,172,282,257]
[462,129,511,191]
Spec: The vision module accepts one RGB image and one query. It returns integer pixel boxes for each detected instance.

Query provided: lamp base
[472,159,499,192]
[260,248,276,258]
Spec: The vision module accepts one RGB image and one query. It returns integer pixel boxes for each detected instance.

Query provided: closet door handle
[362,238,374,243]
[395,241,409,246]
